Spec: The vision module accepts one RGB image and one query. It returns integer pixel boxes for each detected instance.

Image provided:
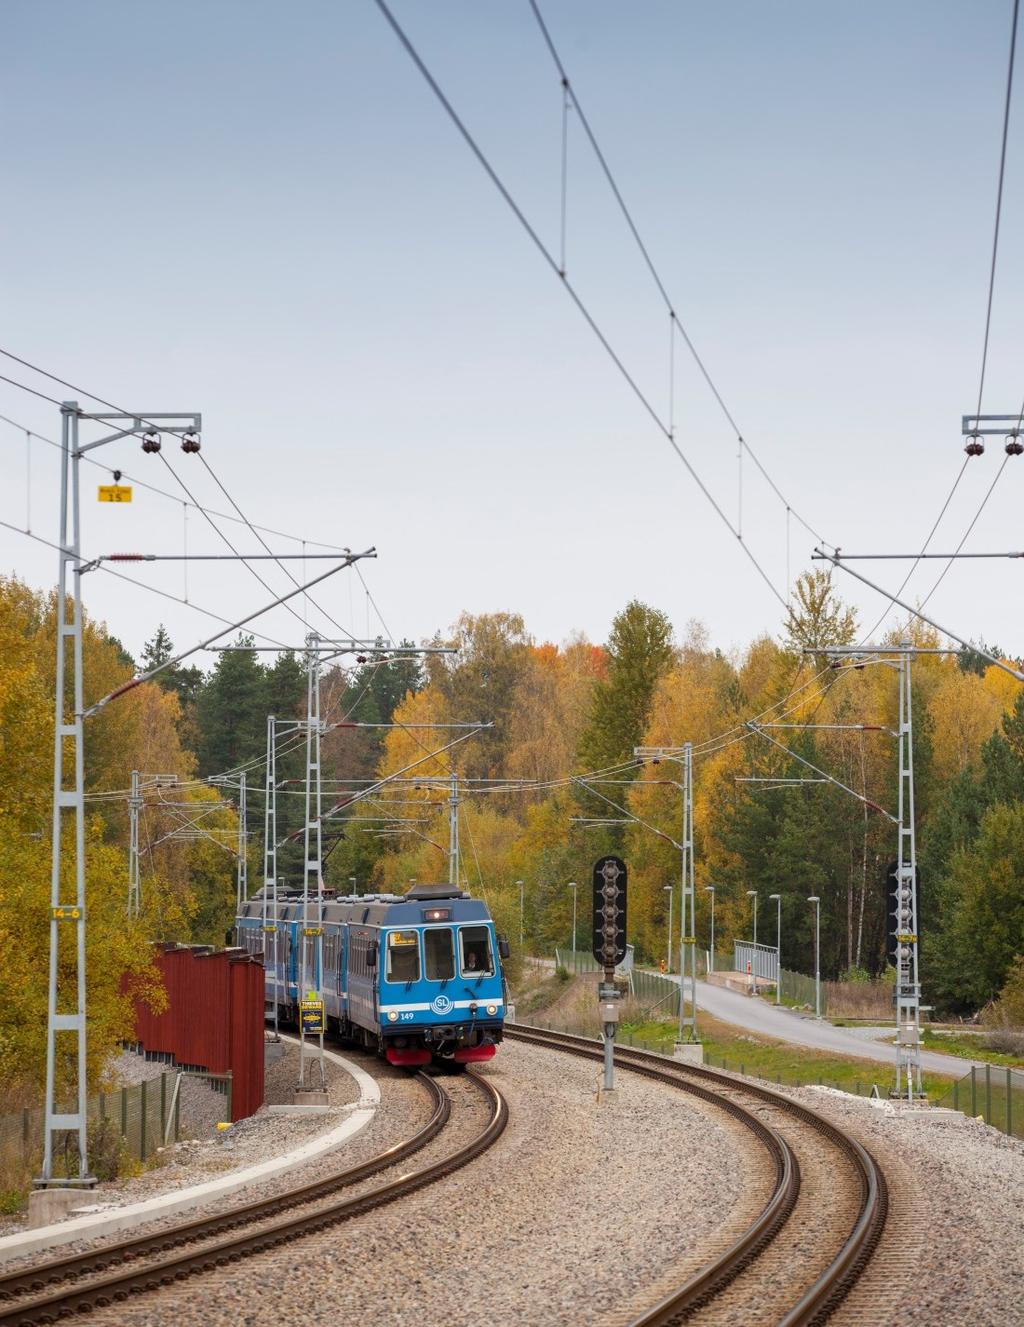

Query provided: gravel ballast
[83,1039,763,1327]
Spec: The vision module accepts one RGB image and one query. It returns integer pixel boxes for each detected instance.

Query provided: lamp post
[808,896,821,1018]
[746,889,757,992]
[663,885,673,973]
[568,880,578,967]
[768,893,781,1005]
[517,879,524,950]
[704,886,715,974]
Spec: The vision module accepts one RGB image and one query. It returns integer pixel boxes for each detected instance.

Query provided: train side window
[459,926,493,976]
[385,930,420,984]
[424,928,455,981]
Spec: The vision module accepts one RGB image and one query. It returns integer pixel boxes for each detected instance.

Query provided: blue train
[236,883,508,1067]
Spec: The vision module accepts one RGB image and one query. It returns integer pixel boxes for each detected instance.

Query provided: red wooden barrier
[133,944,265,1122]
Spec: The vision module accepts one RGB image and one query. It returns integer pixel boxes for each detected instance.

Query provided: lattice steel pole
[448,769,460,889]
[128,769,141,918]
[680,741,697,1042]
[236,771,247,909]
[40,401,201,1187]
[263,715,279,1039]
[299,635,325,1092]
[895,644,923,1099]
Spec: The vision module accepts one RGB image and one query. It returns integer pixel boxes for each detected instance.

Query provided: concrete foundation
[293,1089,330,1107]
[27,1188,90,1230]
[673,1042,705,1065]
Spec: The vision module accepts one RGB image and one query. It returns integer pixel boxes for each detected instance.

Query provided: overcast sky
[2,1,1021,668]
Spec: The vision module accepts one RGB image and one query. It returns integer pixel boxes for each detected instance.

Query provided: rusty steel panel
[133,944,265,1122]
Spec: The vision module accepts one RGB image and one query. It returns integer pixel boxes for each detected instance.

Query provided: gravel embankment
[84,1039,765,1327]
[793,1085,1024,1326]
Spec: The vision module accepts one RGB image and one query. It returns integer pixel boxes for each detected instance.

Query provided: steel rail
[0,1070,506,1325]
[507,1024,887,1326]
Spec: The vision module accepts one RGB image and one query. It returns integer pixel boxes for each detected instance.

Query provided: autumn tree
[783,569,857,664]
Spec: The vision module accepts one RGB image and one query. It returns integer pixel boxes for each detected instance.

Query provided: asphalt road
[691,977,984,1076]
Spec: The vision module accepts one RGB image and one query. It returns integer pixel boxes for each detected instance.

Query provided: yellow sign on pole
[98,485,132,503]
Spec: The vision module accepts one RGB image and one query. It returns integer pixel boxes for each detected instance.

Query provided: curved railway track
[0,1067,506,1326]
[506,1024,887,1327]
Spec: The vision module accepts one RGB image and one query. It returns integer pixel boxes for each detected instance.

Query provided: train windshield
[424,927,455,981]
[386,930,420,983]
[459,926,494,977]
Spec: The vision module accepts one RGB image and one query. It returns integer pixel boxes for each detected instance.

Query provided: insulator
[356,654,367,664]
[964,433,984,456]
[141,431,161,454]
[1005,433,1023,457]
[181,431,201,454]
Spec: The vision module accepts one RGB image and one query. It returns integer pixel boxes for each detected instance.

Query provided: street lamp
[568,881,578,967]
[663,885,673,973]
[746,890,758,993]
[517,880,524,950]
[704,886,715,974]
[808,896,821,1018]
[768,893,781,1005]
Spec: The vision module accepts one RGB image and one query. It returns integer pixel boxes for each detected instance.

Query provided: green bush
[554,965,570,984]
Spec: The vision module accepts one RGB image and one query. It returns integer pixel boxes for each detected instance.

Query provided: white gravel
[83,1039,764,1327]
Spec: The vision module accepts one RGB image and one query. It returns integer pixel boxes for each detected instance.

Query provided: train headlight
[387,1011,399,1022]
[486,1004,497,1016]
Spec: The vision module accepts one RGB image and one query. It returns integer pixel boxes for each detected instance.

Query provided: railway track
[506,1024,887,1327]
[0,1067,506,1326]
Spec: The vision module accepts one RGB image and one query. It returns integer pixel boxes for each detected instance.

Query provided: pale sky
[2,1,1021,667]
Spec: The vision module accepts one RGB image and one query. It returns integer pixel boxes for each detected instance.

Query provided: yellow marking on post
[52,906,82,921]
[98,485,132,502]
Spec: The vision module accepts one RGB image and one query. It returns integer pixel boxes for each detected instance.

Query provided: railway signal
[592,855,627,1094]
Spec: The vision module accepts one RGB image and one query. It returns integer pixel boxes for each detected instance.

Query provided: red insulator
[141,432,161,454]
[1005,434,1023,457]
[181,431,201,454]
[964,434,984,456]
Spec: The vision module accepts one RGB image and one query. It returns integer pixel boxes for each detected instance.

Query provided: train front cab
[380,914,507,1069]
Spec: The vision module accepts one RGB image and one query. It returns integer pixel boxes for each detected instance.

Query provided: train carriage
[237,883,507,1067]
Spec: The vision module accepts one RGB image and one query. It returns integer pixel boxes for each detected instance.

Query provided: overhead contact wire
[373,0,787,609]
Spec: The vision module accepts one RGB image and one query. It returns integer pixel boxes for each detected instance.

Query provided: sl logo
[431,994,454,1016]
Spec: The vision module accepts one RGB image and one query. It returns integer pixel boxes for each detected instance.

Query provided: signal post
[592,855,627,1096]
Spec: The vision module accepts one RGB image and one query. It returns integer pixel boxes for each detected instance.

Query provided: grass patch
[920,1027,1024,1068]
[622,1008,956,1101]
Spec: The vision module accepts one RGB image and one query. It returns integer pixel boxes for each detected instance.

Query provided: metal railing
[733,941,779,984]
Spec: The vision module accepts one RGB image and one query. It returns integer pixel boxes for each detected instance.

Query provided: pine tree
[577,600,675,775]
[196,634,266,776]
